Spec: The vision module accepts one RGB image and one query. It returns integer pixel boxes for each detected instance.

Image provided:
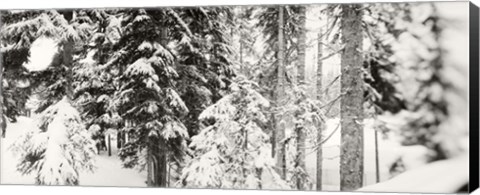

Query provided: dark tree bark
[107,134,112,156]
[316,30,324,191]
[295,5,307,190]
[59,11,74,100]
[375,129,380,183]
[149,27,169,188]
[297,6,307,85]
[340,4,364,191]
[275,5,287,179]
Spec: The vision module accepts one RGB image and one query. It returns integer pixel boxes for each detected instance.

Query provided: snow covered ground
[303,118,431,191]
[1,116,432,190]
[0,116,147,187]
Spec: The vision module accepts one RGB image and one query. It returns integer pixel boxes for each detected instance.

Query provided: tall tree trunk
[339,4,364,191]
[316,29,324,191]
[295,5,307,190]
[275,5,287,180]
[60,11,74,100]
[154,27,169,188]
[297,7,307,85]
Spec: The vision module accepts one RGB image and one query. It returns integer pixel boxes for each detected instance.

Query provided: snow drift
[23,37,59,72]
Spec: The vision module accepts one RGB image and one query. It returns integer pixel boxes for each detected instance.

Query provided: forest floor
[303,118,422,191]
[0,116,147,187]
[0,116,429,190]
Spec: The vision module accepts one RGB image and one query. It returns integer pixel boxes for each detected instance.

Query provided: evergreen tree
[92,7,236,186]
[293,5,307,190]
[180,77,288,189]
[255,6,302,161]
[11,97,97,185]
[2,10,97,185]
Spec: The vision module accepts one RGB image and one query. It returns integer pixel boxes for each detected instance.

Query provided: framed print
[0,1,478,193]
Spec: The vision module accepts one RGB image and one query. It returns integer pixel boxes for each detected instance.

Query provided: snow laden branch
[180,78,290,190]
[10,97,97,185]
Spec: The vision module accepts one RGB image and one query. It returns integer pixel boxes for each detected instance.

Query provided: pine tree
[339,4,364,191]
[94,7,236,187]
[11,97,97,185]
[374,3,467,161]
[73,9,123,154]
[2,10,97,185]
[0,11,38,128]
[255,6,302,161]
[180,77,289,190]
[294,5,307,190]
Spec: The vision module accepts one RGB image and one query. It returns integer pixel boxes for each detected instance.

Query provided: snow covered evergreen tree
[2,10,97,185]
[11,97,97,185]
[180,77,289,189]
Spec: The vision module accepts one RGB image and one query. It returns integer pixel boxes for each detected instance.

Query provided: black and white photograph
[0,1,474,194]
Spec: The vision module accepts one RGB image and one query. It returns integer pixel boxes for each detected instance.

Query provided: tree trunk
[63,40,74,100]
[316,29,324,191]
[147,136,154,186]
[340,4,364,191]
[295,5,307,190]
[117,131,123,149]
[156,138,168,187]
[374,129,380,183]
[107,134,112,156]
[297,7,307,85]
[153,27,169,188]
[59,11,75,100]
[275,5,287,180]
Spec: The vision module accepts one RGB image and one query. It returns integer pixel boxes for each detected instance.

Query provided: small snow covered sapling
[11,97,97,185]
[180,78,290,190]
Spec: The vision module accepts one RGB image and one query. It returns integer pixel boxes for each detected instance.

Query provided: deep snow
[0,116,147,187]
[1,116,433,190]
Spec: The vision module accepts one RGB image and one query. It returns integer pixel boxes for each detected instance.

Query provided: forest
[0,2,470,193]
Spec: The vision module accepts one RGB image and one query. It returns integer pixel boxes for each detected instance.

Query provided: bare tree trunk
[316,29,324,191]
[375,129,380,183]
[295,5,307,190]
[147,136,154,186]
[275,5,287,180]
[107,134,112,156]
[297,6,307,85]
[271,111,276,158]
[340,4,364,191]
